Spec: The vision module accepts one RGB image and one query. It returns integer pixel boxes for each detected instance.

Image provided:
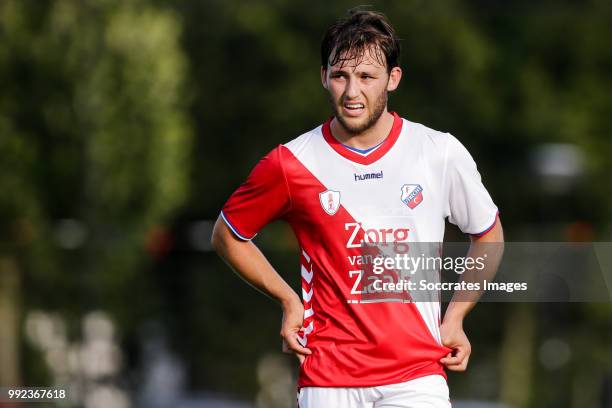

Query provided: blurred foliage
[0,0,611,406]
[0,0,191,344]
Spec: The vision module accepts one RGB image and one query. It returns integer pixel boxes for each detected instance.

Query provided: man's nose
[344,78,360,99]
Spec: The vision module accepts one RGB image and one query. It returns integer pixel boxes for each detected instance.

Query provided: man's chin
[336,115,371,135]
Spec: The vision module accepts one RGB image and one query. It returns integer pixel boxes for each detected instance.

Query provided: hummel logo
[354,171,383,181]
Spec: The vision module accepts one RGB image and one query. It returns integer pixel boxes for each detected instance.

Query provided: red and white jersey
[221,112,498,388]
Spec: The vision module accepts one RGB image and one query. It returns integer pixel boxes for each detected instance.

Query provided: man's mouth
[342,102,365,116]
[344,102,364,110]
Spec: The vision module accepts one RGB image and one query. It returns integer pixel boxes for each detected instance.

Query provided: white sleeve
[444,134,498,235]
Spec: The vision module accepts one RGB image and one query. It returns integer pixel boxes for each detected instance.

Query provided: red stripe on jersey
[322,112,403,165]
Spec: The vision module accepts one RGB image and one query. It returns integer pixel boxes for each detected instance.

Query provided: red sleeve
[221,146,291,240]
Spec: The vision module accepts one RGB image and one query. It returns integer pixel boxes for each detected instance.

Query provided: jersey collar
[322,112,403,165]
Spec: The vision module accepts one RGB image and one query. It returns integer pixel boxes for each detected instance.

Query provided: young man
[212,9,503,408]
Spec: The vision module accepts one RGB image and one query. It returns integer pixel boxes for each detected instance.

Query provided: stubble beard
[331,89,388,135]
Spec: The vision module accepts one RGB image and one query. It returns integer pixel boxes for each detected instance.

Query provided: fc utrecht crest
[319,190,341,215]
[400,184,424,209]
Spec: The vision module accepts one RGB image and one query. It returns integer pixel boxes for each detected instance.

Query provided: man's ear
[386,66,402,92]
[321,66,328,89]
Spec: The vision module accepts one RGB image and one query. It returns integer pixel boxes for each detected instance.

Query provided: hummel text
[354,171,383,181]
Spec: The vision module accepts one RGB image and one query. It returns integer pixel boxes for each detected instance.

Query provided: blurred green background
[1,0,611,407]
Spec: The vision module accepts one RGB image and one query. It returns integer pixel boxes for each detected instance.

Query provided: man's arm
[211,215,312,362]
[439,216,504,371]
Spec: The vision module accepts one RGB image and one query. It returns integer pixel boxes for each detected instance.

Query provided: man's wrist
[443,304,471,325]
[280,292,301,309]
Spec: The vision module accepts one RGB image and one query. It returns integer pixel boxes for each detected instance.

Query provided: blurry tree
[0,0,192,385]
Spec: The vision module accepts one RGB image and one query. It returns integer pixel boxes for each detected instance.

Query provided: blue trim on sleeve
[470,212,499,237]
[220,211,256,241]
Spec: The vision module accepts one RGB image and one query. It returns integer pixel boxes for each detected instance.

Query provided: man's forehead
[328,45,387,71]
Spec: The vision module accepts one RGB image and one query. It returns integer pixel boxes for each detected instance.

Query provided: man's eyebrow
[329,68,379,76]
[328,68,348,75]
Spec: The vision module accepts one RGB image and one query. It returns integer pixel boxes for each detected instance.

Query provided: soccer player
[212,9,504,408]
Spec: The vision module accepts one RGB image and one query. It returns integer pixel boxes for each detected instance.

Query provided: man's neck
[330,110,395,150]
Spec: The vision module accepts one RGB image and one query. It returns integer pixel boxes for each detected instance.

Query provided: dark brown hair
[321,9,400,73]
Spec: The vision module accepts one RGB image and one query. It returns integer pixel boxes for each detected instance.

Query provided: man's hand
[280,298,312,364]
[439,319,471,371]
